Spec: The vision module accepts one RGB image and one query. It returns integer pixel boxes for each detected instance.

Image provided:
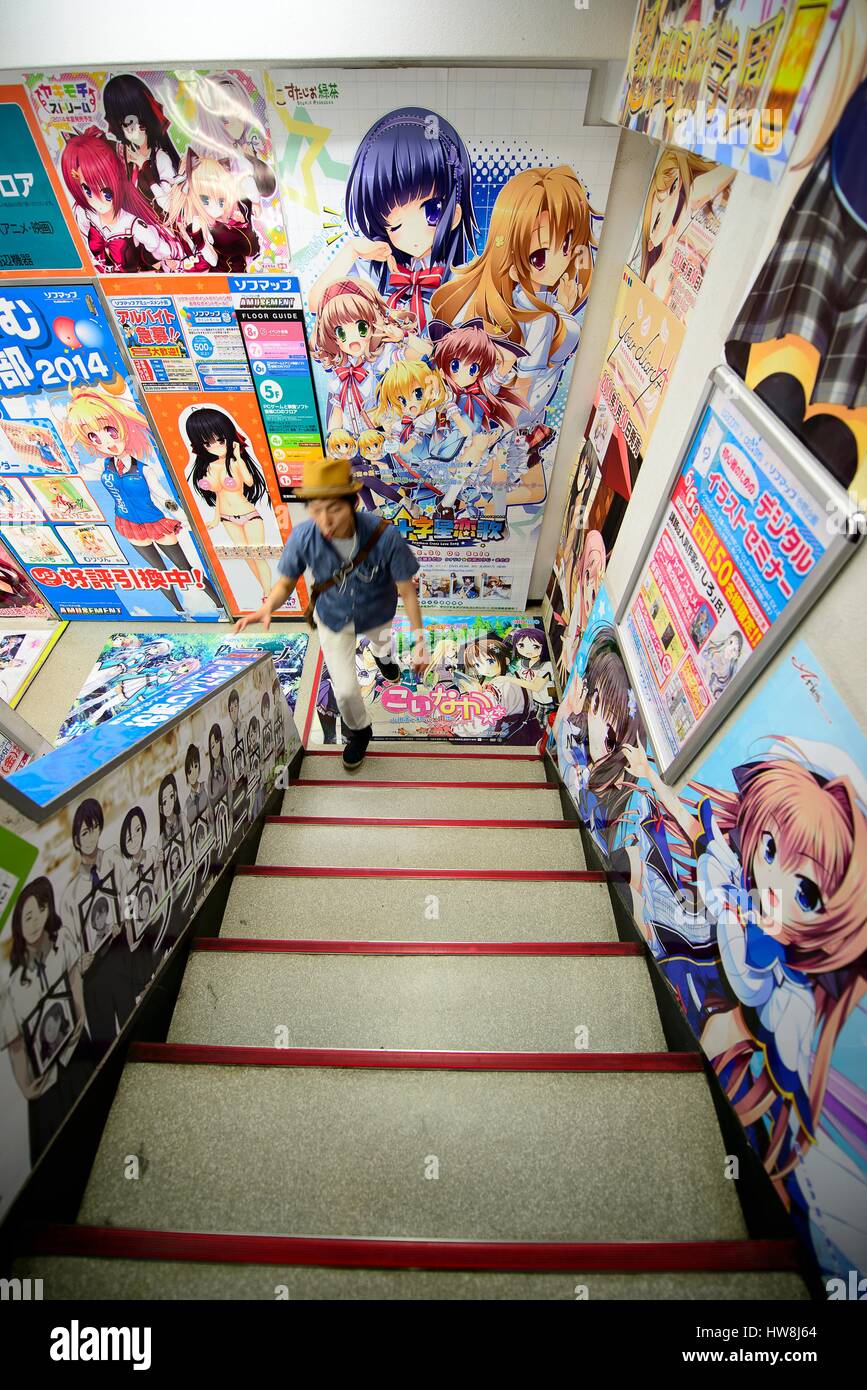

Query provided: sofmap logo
[49,1321,152,1371]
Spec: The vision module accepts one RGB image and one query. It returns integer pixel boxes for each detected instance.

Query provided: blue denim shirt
[277,510,419,633]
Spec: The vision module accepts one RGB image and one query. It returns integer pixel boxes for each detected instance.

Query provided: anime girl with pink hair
[624,734,867,1279]
[60,127,181,274]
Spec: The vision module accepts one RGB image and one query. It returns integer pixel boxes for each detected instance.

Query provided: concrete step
[300,751,548,782]
[14,1255,809,1301]
[168,951,666,1052]
[75,1062,747,1243]
[281,783,564,820]
[256,823,585,871]
[222,873,618,942]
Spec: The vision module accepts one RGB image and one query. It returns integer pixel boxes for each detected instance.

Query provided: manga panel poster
[621,373,831,768]
[616,0,846,182]
[0,650,299,1222]
[24,68,289,277]
[725,72,867,496]
[626,146,735,326]
[0,85,89,280]
[56,628,310,745]
[313,612,556,746]
[102,272,322,616]
[0,624,65,707]
[266,67,620,609]
[0,283,226,619]
[552,589,867,1285]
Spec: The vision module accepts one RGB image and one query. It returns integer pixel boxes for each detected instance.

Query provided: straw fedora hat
[295,455,363,499]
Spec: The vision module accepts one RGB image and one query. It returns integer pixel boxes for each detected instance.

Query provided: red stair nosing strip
[192,938,640,957]
[128,1042,700,1072]
[22,1225,801,1274]
[288,778,552,789]
[300,649,323,747]
[236,866,617,882]
[304,749,543,760]
[265,815,572,829]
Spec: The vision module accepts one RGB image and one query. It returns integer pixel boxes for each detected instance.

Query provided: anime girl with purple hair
[308,107,478,333]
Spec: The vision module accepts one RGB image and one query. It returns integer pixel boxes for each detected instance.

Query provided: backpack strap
[303,517,390,627]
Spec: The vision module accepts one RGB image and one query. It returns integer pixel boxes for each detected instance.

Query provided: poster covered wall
[551,586,867,1286]
[0,650,300,1223]
[0,283,225,620]
[102,272,322,616]
[616,0,846,182]
[545,142,734,688]
[266,67,620,609]
[313,612,556,746]
[24,68,288,277]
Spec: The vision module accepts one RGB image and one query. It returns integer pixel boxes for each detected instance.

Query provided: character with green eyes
[310,279,427,444]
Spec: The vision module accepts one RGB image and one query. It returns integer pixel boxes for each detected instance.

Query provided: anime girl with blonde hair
[372,359,448,460]
[310,279,424,447]
[631,147,734,301]
[166,151,259,273]
[65,382,221,614]
[560,528,606,681]
[624,733,867,1278]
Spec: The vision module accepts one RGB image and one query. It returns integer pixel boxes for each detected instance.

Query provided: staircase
[17,742,809,1300]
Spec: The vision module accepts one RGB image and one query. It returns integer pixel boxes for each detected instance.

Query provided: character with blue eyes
[623,734,867,1281]
[308,107,478,333]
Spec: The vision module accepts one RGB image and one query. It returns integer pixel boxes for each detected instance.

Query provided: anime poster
[0,85,89,279]
[0,625,65,706]
[621,372,832,769]
[616,0,846,182]
[0,649,299,1222]
[102,273,321,616]
[626,146,735,325]
[552,590,867,1284]
[266,67,620,609]
[725,74,867,496]
[56,628,309,746]
[25,68,288,277]
[543,433,605,688]
[0,534,55,618]
[312,612,556,746]
[0,283,226,619]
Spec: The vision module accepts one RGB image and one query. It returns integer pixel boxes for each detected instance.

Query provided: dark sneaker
[342,723,373,770]
[372,654,400,680]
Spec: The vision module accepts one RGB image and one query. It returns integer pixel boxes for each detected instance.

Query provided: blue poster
[0,284,225,619]
[0,97,81,273]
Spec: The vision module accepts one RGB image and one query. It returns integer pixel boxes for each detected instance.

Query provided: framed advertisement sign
[615,366,863,781]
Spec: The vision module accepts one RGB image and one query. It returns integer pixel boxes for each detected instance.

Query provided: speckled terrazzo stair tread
[281,785,564,818]
[77,1065,746,1243]
[12,1257,810,1301]
[256,823,586,870]
[221,875,618,942]
[299,753,549,780]
[167,953,666,1052]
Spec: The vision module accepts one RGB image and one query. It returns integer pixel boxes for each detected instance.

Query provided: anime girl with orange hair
[624,734,867,1278]
[630,148,734,305]
[431,165,599,504]
[65,382,221,614]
